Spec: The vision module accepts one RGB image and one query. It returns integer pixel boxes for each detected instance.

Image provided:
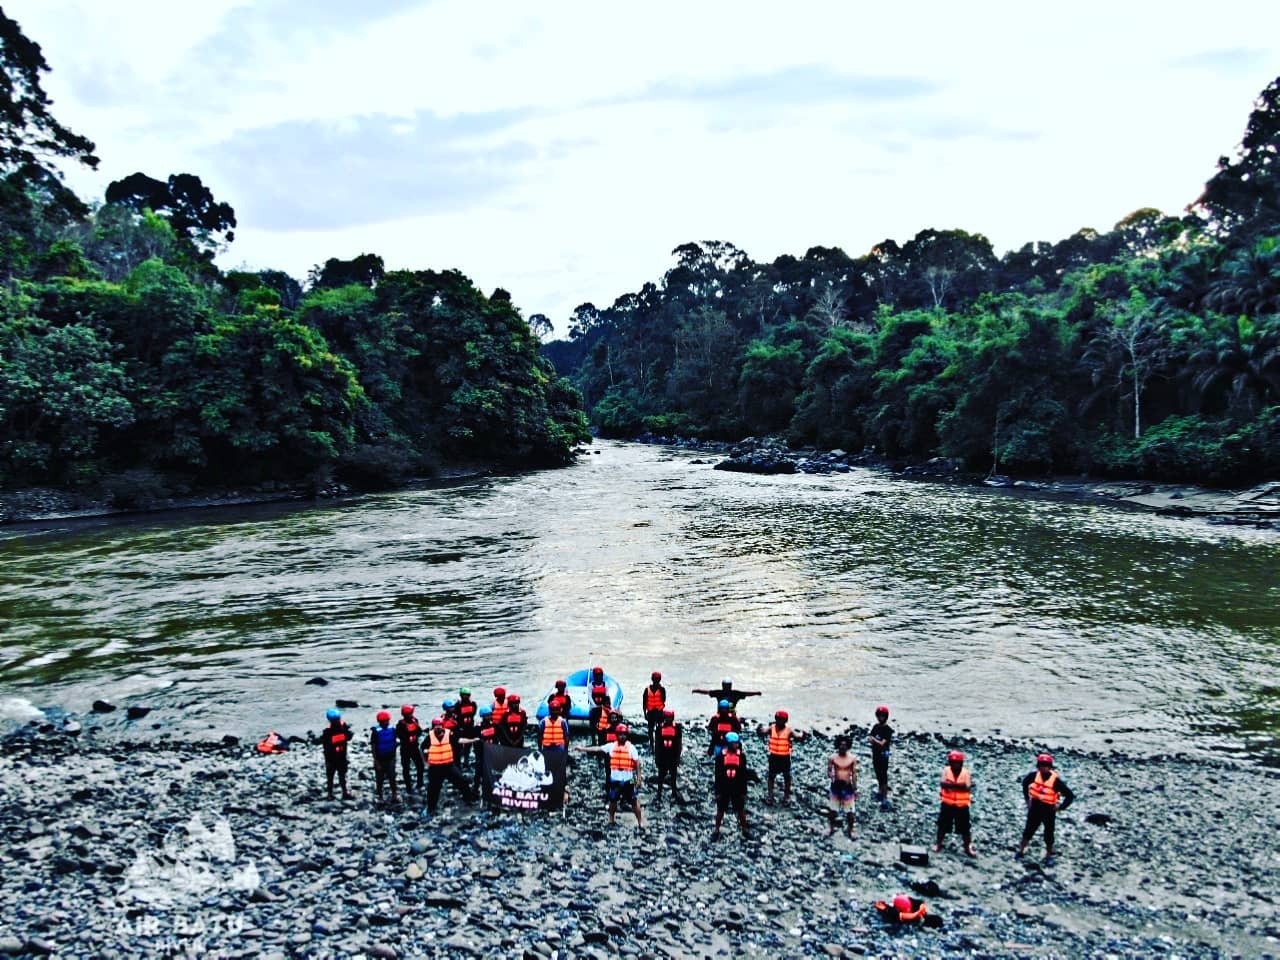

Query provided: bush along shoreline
[3,716,1278,959]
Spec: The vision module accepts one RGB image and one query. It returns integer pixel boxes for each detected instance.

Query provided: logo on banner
[484,745,567,811]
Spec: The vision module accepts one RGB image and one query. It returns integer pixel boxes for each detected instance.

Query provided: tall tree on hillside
[0,9,98,219]
[308,253,385,290]
[105,172,236,255]
[1194,75,1280,240]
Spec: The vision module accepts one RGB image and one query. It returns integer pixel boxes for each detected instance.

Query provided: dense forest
[0,11,589,500]
[545,77,1280,485]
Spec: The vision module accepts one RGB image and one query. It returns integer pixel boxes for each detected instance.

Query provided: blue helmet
[443,698,457,709]
[326,708,341,722]
[725,732,740,744]
[718,699,731,709]
[478,704,493,717]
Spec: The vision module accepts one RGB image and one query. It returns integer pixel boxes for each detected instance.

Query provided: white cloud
[6,0,1280,332]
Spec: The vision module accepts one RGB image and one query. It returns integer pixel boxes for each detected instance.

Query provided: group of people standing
[315,670,1074,860]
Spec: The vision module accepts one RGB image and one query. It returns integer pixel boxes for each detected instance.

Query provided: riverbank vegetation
[0,12,589,499]
[545,76,1280,486]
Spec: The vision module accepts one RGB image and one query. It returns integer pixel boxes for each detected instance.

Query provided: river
[1,441,1277,763]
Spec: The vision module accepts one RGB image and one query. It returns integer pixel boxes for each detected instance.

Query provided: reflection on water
[1,442,1277,764]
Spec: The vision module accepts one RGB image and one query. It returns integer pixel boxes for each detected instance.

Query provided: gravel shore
[2,718,1277,959]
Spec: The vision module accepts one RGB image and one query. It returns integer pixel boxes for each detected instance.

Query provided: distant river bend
[1,442,1277,764]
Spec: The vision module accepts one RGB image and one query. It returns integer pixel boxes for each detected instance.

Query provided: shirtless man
[826,735,859,838]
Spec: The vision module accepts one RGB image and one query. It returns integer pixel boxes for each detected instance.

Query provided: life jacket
[940,766,972,807]
[658,723,678,753]
[492,700,508,724]
[372,726,396,756]
[541,718,567,748]
[712,717,735,745]
[256,731,288,754]
[399,719,421,746]
[591,683,609,706]
[721,750,742,781]
[597,708,613,731]
[609,744,637,776]
[1028,770,1060,806]
[548,693,570,716]
[427,729,454,765]
[503,710,526,740]
[458,701,477,727]
[325,725,348,754]
[478,721,497,743]
[875,900,928,923]
[768,724,793,757]
[643,685,666,712]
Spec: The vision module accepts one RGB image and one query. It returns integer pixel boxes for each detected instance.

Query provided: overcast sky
[10,1,1280,334]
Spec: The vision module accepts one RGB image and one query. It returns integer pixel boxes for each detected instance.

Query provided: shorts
[716,791,746,814]
[828,780,857,811]
[608,779,636,804]
[767,755,792,779]
[937,804,971,836]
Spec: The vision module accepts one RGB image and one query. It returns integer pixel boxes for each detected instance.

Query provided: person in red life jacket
[756,710,807,804]
[546,679,572,722]
[498,694,527,748]
[692,678,761,712]
[588,667,610,744]
[575,724,645,828]
[642,672,667,749]
[425,716,478,814]
[454,688,479,767]
[869,705,894,810]
[370,710,399,804]
[440,699,461,762]
[653,708,684,805]
[706,700,743,758]
[473,704,497,796]
[491,687,509,726]
[395,705,425,793]
[321,708,353,800]
[826,735,859,837]
[711,732,751,841]
[935,750,975,856]
[1018,753,1075,863]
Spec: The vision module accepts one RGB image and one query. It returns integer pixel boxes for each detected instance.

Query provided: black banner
[481,744,567,811]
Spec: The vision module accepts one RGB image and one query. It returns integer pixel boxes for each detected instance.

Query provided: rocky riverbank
[2,718,1277,959]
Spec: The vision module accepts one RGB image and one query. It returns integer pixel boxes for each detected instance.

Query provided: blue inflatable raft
[535,668,624,722]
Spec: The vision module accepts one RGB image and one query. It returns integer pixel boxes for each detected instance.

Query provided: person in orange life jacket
[588,666,609,744]
[1018,753,1075,862]
[653,708,684,805]
[575,724,645,828]
[473,704,497,795]
[539,705,570,754]
[599,709,626,798]
[547,679,572,721]
[692,678,761,711]
[490,687,509,726]
[590,692,614,746]
[370,710,399,804]
[869,705,894,809]
[935,751,975,856]
[454,688,479,767]
[425,716,478,814]
[711,732,751,841]
[440,699,462,762]
[395,705,425,793]
[707,700,743,758]
[642,672,667,749]
[321,708,354,800]
[756,710,807,804]
[826,735,859,837]
[498,694,527,748]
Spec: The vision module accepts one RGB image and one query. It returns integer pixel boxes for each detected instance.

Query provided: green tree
[1195,75,1280,240]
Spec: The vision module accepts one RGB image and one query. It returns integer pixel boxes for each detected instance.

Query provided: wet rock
[222,735,241,747]
[91,700,116,714]
[24,939,54,956]
[404,862,425,881]
[1085,813,1112,825]
[369,947,398,960]
[306,677,329,686]
[125,706,151,720]
[336,699,359,709]
[0,937,21,956]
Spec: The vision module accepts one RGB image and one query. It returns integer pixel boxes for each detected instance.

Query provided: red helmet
[1037,753,1054,766]
[430,716,443,727]
[947,750,965,762]
[615,724,629,735]
[376,710,390,723]
[493,687,505,698]
[893,895,912,913]
[651,671,662,680]
[555,679,566,689]
[400,705,414,716]
[592,665,604,675]
[875,705,889,717]
[508,694,521,704]
[663,708,675,719]
[775,710,789,721]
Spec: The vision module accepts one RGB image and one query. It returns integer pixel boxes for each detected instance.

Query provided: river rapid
[1,441,1277,763]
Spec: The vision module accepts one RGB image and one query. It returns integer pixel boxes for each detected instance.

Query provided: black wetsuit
[321,721,352,795]
[396,717,425,791]
[870,721,893,796]
[653,721,683,801]
[1020,770,1075,851]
